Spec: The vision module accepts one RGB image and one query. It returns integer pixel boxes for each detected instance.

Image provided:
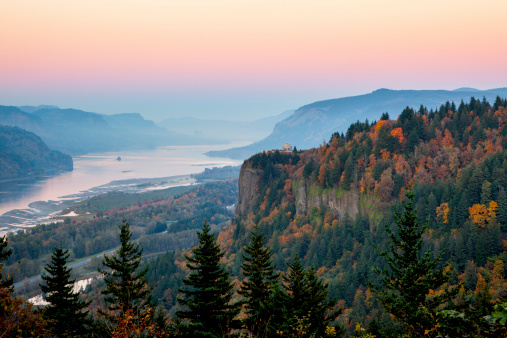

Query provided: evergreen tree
[0,235,13,290]
[368,190,459,336]
[270,256,341,337]
[177,220,240,337]
[238,225,278,336]
[40,245,91,336]
[99,218,153,328]
[497,187,507,227]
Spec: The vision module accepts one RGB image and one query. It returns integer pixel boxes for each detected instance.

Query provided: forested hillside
[88,95,507,335]
[4,97,507,336]
[0,125,72,178]
[215,96,507,334]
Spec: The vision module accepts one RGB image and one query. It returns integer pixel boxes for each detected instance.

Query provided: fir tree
[369,190,459,336]
[99,218,153,328]
[238,225,278,337]
[271,256,341,337]
[0,235,13,290]
[40,245,91,336]
[177,220,240,337]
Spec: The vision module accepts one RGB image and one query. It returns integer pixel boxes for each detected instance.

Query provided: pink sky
[1,0,506,120]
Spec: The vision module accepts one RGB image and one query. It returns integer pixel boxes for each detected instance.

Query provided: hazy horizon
[1,1,506,121]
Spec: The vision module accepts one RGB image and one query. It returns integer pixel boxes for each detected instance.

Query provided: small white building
[282,143,292,152]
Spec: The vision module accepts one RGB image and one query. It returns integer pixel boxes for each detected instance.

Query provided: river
[0,144,243,234]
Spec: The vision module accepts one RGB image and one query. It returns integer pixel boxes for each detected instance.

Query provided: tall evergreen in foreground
[177,220,240,337]
[99,218,153,328]
[40,245,91,336]
[268,256,342,337]
[369,190,459,336]
[238,225,278,336]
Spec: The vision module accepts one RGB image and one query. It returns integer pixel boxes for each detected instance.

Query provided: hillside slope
[209,87,507,159]
[215,96,507,333]
[0,125,73,179]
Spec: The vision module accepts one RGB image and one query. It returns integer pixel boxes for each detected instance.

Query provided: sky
[1,0,506,121]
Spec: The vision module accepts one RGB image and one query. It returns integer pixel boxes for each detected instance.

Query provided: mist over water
[0,144,243,231]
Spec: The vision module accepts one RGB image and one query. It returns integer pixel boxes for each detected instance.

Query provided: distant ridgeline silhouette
[208,87,507,159]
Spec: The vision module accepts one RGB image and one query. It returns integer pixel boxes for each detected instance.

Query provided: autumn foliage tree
[0,236,50,336]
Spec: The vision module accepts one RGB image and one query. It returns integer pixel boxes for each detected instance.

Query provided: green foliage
[40,245,91,336]
[177,220,240,337]
[489,301,507,326]
[3,180,237,282]
[238,225,278,336]
[98,218,153,327]
[369,190,459,336]
[270,256,342,337]
[0,236,13,290]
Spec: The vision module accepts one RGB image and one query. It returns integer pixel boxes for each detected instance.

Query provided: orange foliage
[374,119,388,132]
[394,155,412,182]
[283,179,294,203]
[441,129,454,148]
[380,149,390,160]
[0,266,50,336]
[390,127,404,144]
[112,308,167,338]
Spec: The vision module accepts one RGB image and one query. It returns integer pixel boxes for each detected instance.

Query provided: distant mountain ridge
[207,87,507,159]
[158,110,293,143]
[1,106,215,155]
[0,125,73,179]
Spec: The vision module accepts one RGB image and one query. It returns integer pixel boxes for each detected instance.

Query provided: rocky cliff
[293,178,360,219]
[236,163,261,217]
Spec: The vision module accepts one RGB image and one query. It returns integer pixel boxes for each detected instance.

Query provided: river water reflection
[0,145,243,232]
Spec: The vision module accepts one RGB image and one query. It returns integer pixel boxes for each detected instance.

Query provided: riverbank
[0,175,197,236]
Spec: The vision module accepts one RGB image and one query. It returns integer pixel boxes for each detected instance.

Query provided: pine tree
[177,220,240,337]
[271,256,341,337]
[99,218,153,328]
[497,187,507,227]
[238,225,278,336]
[369,190,459,336]
[40,245,91,336]
[0,235,13,290]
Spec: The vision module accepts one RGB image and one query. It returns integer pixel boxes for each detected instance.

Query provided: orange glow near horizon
[1,0,506,118]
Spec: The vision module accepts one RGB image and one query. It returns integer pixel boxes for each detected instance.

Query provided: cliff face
[236,161,361,222]
[294,178,360,219]
[236,163,260,217]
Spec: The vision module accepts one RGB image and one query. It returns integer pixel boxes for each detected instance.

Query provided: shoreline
[0,174,197,236]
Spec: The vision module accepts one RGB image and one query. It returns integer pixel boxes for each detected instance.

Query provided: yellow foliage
[436,202,449,224]
[475,273,486,294]
[488,200,498,219]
